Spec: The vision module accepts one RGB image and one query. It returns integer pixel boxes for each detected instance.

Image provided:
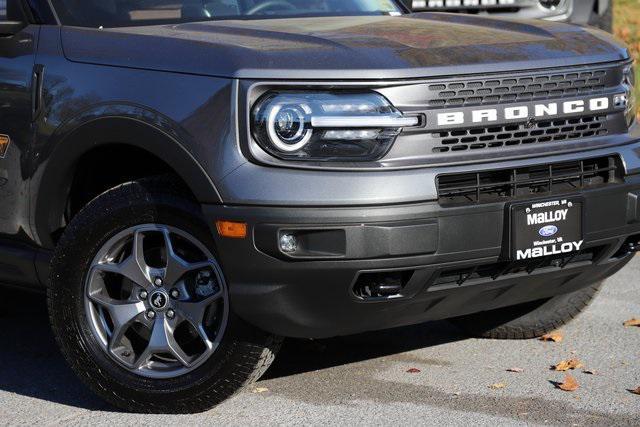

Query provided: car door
[0,0,40,285]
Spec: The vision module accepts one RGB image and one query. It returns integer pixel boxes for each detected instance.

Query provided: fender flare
[33,115,222,248]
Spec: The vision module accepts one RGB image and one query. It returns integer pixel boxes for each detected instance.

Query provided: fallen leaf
[506,367,524,373]
[488,382,507,389]
[630,387,640,396]
[406,368,421,373]
[553,358,585,372]
[540,331,563,342]
[556,374,579,392]
[623,318,640,327]
[252,387,269,394]
[621,27,631,39]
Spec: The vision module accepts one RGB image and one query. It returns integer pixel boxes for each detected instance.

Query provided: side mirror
[0,20,26,37]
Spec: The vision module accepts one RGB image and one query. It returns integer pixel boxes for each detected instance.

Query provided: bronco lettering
[436,96,612,127]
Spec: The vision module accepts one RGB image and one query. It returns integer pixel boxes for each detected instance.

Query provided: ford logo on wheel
[539,225,558,237]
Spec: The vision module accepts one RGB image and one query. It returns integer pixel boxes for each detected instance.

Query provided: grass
[613,0,640,114]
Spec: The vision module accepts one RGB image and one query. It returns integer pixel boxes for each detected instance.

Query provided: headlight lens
[251,92,419,161]
[623,64,636,127]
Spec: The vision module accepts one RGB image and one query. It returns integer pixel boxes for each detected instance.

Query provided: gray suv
[0,0,636,414]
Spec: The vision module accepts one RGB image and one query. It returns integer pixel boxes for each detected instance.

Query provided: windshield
[50,0,403,28]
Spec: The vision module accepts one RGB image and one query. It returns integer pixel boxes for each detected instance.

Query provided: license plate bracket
[508,197,584,261]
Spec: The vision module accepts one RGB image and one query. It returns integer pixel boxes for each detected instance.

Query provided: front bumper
[205,172,640,338]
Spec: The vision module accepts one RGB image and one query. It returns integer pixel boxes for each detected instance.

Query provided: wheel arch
[33,115,222,249]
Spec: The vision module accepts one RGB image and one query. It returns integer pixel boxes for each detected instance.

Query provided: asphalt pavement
[1,257,639,426]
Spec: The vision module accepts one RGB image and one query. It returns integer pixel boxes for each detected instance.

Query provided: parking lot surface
[1,257,639,426]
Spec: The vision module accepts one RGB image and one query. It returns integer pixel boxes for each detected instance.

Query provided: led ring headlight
[266,103,313,152]
[252,91,419,162]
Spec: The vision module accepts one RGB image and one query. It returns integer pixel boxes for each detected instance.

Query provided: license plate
[509,198,584,261]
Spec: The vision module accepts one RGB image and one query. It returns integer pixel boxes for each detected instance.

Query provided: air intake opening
[353,270,414,300]
[437,156,621,206]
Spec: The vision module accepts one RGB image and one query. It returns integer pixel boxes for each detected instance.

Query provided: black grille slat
[437,156,620,206]
[427,70,609,108]
[432,115,609,153]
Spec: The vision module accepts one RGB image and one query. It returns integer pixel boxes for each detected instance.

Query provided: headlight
[251,92,419,161]
[623,64,636,127]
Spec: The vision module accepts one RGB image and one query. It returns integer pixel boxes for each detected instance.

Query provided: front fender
[31,106,222,249]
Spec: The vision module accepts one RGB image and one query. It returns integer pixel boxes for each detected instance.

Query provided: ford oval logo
[539,225,558,237]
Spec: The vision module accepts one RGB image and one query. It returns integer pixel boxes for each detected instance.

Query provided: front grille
[429,246,603,291]
[427,69,609,109]
[384,62,628,161]
[437,156,620,206]
[432,114,609,153]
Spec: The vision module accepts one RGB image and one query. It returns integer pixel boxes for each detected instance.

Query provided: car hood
[61,13,629,80]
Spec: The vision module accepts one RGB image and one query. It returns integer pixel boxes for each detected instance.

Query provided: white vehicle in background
[402,0,612,32]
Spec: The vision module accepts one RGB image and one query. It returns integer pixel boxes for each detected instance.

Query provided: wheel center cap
[149,290,168,310]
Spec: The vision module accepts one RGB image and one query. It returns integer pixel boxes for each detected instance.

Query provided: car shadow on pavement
[0,288,108,410]
[0,287,467,411]
[264,321,467,380]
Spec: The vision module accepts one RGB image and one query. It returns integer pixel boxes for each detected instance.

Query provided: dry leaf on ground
[556,374,579,392]
[623,318,640,327]
[406,368,421,373]
[540,331,563,342]
[553,358,585,372]
[488,383,507,389]
[506,367,524,373]
[252,387,269,394]
[620,27,631,39]
[630,387,640,396]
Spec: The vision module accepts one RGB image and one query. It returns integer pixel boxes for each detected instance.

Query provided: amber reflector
[216,220,247,239]
[0,135,9,158]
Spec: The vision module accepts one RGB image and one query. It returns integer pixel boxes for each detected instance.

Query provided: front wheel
[48,178,280,413]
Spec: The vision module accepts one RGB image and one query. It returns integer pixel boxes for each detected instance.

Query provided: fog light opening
[279,233,298,253]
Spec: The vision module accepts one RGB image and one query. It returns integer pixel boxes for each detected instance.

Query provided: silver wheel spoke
[162,229,212,284]
[88,292,146,348]
[174,291,222,348]
[132,230,152,283]
[135,317,192,369]
[93,231,152,289]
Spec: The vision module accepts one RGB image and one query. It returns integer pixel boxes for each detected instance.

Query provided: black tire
[449,283,602,339]
[588,4,613,33]
[48,177,281,413]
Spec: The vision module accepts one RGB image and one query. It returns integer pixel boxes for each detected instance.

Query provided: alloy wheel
[84,224,228,379]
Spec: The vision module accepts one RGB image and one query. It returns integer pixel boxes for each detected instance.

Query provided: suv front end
[208,59,639,338]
